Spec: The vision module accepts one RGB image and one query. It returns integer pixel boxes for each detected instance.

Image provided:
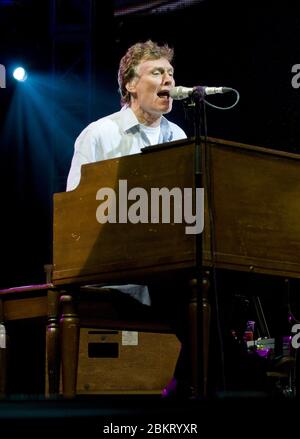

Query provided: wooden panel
[76,329,180,394]
[209,140,300,277]
[53,139,197,285]
[3,296,47,320]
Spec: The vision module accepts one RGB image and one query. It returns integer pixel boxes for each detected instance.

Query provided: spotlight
[13,66,28,82]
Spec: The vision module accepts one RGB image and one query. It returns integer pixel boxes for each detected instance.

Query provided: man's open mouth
[157,91,170,99]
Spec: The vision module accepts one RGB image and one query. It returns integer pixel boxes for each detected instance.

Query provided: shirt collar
[119,107,173,142]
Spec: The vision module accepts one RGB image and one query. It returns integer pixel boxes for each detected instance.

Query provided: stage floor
[0,393,295,437]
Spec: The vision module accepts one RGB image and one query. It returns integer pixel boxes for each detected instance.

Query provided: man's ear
[125,78,137,94]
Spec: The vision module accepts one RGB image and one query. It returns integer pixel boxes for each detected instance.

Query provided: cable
[203,88,240,111]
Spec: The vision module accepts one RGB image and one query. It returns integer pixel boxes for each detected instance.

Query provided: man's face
[127,57,175,118]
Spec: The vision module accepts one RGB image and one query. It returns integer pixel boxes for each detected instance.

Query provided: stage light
[13,66,28,82]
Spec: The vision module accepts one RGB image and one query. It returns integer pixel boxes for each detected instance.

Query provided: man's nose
[163,73,174,85]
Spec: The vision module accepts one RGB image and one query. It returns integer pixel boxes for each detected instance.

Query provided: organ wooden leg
[60,294,80,398]
[0,299,7,398]
[46,288,60,396]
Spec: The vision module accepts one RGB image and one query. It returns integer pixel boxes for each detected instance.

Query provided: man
[67,40,189,397]
[67,39,186,191]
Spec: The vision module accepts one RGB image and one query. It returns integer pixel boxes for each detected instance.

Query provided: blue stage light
[13,66,28,82]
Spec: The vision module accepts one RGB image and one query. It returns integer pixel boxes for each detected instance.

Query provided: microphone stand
[187,86,206,398]
[182,84,239,397]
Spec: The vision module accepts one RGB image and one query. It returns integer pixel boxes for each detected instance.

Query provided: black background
[1,0,300,400]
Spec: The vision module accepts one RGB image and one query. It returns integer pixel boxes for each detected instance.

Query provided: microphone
[170,85,233,100]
